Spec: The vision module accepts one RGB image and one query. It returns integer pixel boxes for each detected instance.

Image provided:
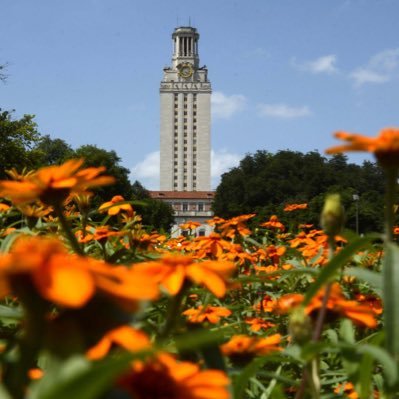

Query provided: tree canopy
[0,109,42,178]
[213,150,386,233]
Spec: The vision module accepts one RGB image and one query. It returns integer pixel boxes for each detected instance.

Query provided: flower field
[0,129,398,398]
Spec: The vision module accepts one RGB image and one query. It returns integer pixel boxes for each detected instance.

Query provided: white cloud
[130,151,159,190]
[295,54,338,74]
[257,103,312,119]
[211,91,247,119]
[211,149,241,188]
[350,48,399,86]
[130,149,242,190]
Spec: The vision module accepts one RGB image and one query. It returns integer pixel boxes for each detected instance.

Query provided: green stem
[384,168,398,243]
[53,203,84,256]
[160,284,188,339]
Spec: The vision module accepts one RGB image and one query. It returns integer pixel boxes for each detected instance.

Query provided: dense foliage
[0,110,174,230]
[213,150,386,233]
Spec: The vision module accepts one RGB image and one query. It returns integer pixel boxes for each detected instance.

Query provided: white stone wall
[160,92,174,191]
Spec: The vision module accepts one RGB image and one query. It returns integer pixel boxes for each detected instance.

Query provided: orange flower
[133,254,235,297]
[284,203,308,212]
[180,221,201,231]
[99,195,133,217]
[355,293,383,315]
[221,243,255,266]
[76,225,122,243]
[16,203,53,218]
[218,214,255,239]
[193,233,231,258]
[28,368,44,380]
[117,353,230,399]
[0,203,10,213]
[334,382,379,399]
[326,128,399,168]
[276,284,378,328]
[0,159,114,206]
[254,295,277,313]
[0,236,159,308]
[86,325,151,360]
[182,305,231,323]
[260,215,285,232]
[245,317,276,332]
[334,382,359,399]
[221,334,281,362]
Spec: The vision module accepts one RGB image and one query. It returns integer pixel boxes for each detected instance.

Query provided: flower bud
[288,307,312,344]
[321,194,344,237]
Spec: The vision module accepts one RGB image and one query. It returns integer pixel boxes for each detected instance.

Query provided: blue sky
[1,0,398,189]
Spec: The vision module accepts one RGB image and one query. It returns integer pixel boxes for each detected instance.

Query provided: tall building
[159,26,211,191]
[151,26,214,236]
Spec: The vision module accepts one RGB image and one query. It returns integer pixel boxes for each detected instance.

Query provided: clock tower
[159,26,211,191]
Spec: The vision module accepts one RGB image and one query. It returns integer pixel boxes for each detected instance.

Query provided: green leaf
[357,344,397,387]
[29,353,134,399]
[304,234,380,305]
[0,304,23,321]
[0,384,12,399]
[233,357,270,399]
[382,243,399,363]
[344,267,382,295]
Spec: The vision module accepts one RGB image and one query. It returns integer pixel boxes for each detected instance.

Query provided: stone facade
[160,26,211,191]
[154,26,214,236]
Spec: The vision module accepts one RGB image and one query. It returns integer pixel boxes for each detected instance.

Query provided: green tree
[73,145,133,202]
[0,109,42,178]
[34,135,74,166]
[131,180,174,231]
[213,149,386,233]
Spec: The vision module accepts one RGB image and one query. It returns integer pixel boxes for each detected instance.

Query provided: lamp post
[353,194,360,235]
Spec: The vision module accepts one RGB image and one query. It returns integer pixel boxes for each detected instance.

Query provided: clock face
[178,63,193,78]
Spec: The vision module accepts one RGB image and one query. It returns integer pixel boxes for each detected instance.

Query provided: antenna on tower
[188,16,191,26]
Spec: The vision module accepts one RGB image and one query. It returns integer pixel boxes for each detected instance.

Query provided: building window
[184,104,187,109]
[193,146,197,152]
[184,140,187,144]
[174,146,178,151]
[184,154,187,158]
[198,229,205,237]
[184,118,187,123]
[193,139,197,144]
[193,118,197,123]
[184,132,187,137]
[174,161,178,165]
[184,111,187,115]
[193,175,197,180]
[174,168,177,173]
[174,118,178,123]
[193,111,197,116]
[182,203,188,211]
[184,168,187,173]
[184,147,187,151]
[198,203,204,211]
[174,111,178,116]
